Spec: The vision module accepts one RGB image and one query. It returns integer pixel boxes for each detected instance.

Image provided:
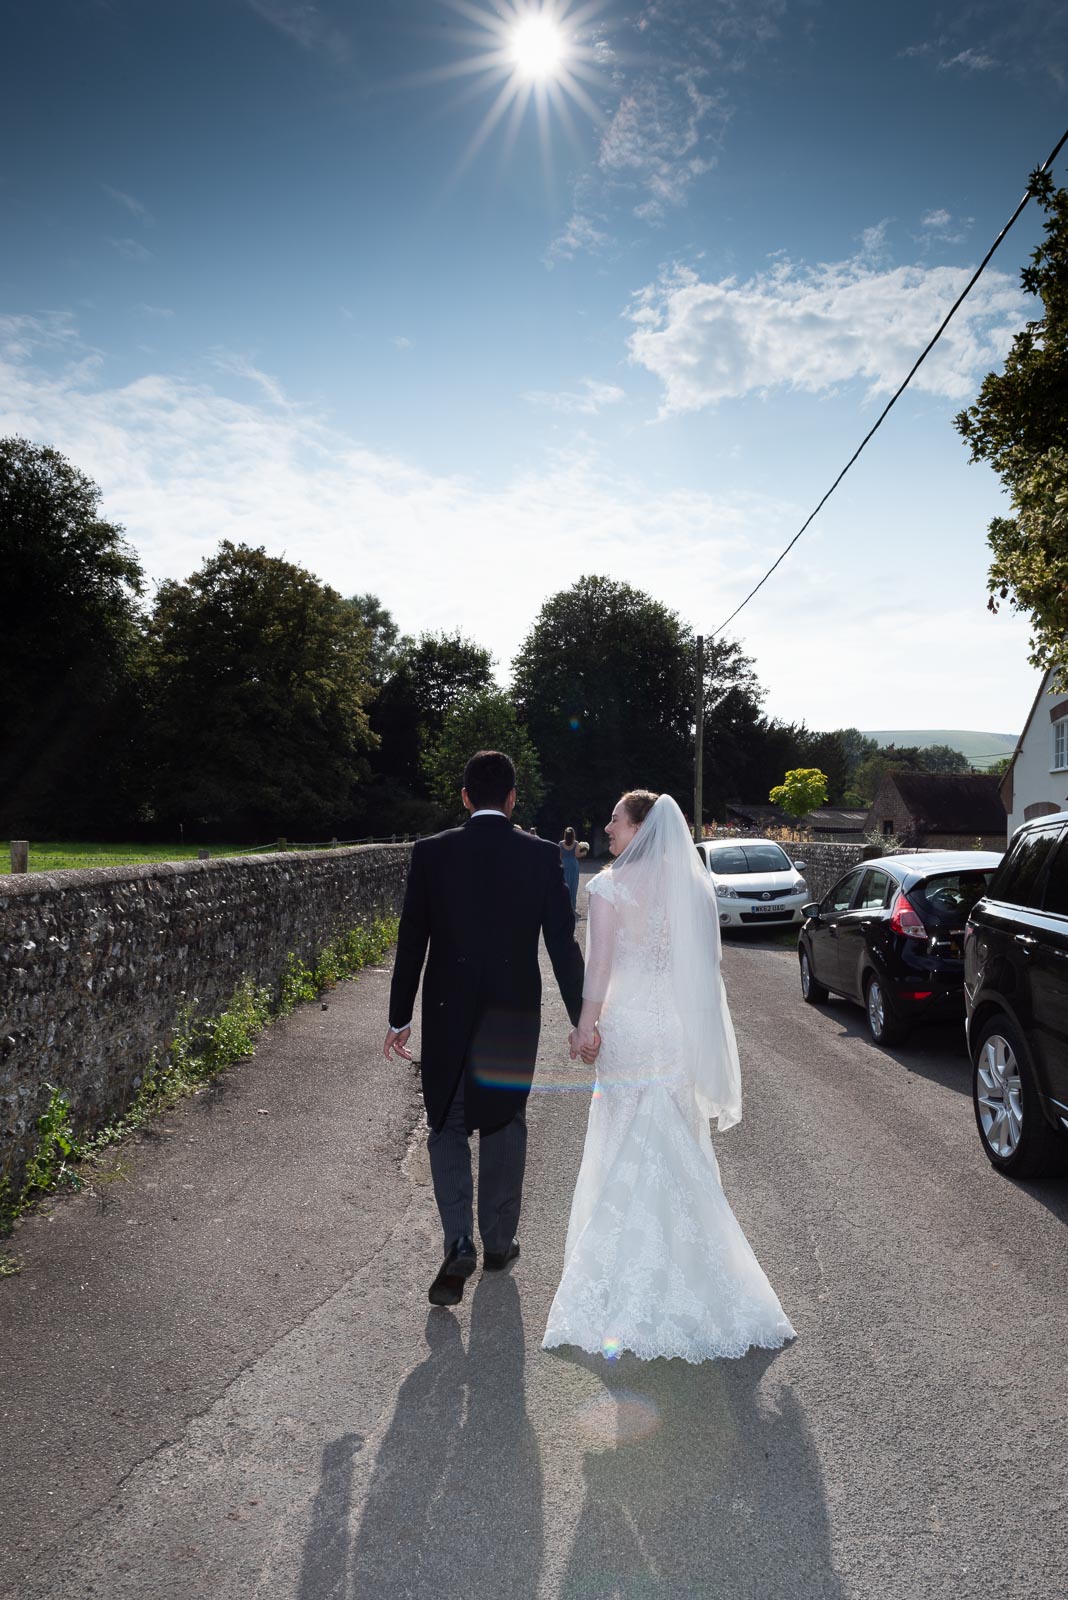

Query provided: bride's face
[606,801,639,857]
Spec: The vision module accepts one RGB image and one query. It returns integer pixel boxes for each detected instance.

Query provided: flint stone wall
[0,845,411,1196]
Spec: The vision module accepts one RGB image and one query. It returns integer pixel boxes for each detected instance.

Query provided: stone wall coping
[0,843,412,901]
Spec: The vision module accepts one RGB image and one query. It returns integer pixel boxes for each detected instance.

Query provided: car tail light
[890,892,927,940]
[899,990,933,1000]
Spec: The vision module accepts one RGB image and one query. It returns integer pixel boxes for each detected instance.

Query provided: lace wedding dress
[542,797,796,1364]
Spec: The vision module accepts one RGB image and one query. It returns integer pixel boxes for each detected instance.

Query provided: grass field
[3,841,253,873]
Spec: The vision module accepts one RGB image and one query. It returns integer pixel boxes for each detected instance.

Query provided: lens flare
[577,1390,663,1446]
[512,15,564,80]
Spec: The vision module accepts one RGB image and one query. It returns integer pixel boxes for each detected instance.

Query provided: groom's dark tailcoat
[389,815,585,1134]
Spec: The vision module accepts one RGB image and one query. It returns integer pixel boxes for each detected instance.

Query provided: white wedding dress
[542,797,796,1364]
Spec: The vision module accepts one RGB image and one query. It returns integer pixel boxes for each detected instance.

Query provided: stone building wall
[0,845,411,1197]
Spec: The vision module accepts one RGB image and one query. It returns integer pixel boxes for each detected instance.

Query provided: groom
[384,750,586,1306]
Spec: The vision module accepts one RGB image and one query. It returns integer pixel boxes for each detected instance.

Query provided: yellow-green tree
[770,768,828,819]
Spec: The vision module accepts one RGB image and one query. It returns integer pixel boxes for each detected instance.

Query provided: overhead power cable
[712,125,1068,640]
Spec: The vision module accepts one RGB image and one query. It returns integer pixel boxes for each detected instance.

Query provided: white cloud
[103,185,154,225]
[940,47,998,70]
[598,68,723,222]
[544,210,611,267]
[243,1,348,61]
[392,335,414,350]
[626,254,1025,415]
[135,303,175,319]
[922,209,952,230]
[0,326,773,677]
[209,350,291,408]
[110,237,154,263]
[523,378,625,415]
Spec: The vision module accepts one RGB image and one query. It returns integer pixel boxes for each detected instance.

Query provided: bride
[542,789,796,1364]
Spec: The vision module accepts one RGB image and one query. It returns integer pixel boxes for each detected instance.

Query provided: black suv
[964,811,1068,1178]
[799,852,1002,1045]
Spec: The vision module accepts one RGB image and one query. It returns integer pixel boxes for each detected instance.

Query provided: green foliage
[955,175,1068,686]
[0,437,146,835]
[769,768,829,818]
[144,541,377,836]
[1,915,398,1232]
[423,688,544,824]
[511,575,764,833]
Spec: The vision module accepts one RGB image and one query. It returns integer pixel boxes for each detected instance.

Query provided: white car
[696,838,810,929]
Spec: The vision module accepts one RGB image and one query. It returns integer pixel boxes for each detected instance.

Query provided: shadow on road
[552,1346,844,1600]
[819,999,972,1097]
[298,1274,542,1600]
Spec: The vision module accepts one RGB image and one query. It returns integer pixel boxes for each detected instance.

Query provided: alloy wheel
[867,979,885,1037]
[976,1033,1023,1159]
[800,952,812,998]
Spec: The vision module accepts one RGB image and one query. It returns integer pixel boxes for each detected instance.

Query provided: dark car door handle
[1014,933,1038,952]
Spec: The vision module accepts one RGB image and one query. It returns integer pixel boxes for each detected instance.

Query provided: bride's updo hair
[619,789,659,827]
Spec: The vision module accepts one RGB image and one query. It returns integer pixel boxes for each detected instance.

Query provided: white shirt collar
[470,808,508,818]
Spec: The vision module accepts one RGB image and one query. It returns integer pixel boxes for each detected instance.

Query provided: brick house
[864,771,1007,851]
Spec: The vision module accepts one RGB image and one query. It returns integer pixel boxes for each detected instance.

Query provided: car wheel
[864,972,905,1045]
[972,1013,1065,1179]
[799,948,829,1005]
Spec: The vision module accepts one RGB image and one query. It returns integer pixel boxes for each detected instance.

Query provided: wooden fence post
[10,840,29,874]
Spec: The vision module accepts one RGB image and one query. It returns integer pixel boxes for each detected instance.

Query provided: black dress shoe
[483,1239,520,1272]
[428,1235,477,1306]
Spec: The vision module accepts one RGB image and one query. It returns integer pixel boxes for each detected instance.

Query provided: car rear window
[988,827,1060,911]
[911,870,998,924]
[706,844,792,875]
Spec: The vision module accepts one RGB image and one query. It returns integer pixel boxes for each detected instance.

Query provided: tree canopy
[511,575,765,834]
[955,174,1068,686]
[423,688,543,826]
[0,437,145,833]
[144,542,376,835]
[770,768,828,818]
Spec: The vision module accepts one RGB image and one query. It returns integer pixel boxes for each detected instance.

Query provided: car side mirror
[792,860,807,870]
[802,902,821,920]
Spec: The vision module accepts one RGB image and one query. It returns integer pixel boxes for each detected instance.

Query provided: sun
[422,1,610,185]
[511,15,566,81]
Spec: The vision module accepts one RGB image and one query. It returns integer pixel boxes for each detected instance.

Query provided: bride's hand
[569,1024,599,1064]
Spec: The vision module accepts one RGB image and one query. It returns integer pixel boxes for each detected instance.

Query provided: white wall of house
[1004,667,1068,834]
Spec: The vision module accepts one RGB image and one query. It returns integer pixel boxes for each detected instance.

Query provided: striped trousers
[427,1072,527,1255]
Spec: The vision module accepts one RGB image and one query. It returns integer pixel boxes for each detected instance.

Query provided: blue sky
[3,0,1067,737]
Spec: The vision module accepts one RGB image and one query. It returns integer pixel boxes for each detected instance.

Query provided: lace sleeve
[582,877,616,1004]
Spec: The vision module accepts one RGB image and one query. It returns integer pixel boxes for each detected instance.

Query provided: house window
[882,819,894,837]
[1054,717,1068,772]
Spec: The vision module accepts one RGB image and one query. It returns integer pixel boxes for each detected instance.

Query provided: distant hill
[860,730,1018,771]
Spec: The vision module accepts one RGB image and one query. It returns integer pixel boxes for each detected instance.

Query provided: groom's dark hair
[464,750,516,809]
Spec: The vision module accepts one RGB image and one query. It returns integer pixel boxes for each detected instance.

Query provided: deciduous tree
[956,174,1068,685]
[0,437,145,833]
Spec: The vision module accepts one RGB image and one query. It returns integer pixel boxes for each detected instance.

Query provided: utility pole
[693,634,704,844]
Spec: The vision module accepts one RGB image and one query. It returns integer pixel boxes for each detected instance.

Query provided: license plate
[748,903,785,913]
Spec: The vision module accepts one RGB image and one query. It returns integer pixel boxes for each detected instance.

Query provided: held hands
[569,1023,600,1065]
[383,1026,413,1061]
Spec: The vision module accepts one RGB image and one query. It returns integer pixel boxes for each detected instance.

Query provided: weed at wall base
[0,915,399,1235]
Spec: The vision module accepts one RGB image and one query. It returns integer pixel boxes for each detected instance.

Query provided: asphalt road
[2,882,1067,1600]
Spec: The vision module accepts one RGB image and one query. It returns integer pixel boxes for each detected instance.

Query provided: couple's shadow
[296,1274,541,1600]
[297,1282,842,1600]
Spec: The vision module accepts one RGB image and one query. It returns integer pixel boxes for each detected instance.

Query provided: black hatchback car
[799,852,1003,1044]
[964,811,1068,1178]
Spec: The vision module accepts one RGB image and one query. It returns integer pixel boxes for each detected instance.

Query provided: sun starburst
[420,1,611,185]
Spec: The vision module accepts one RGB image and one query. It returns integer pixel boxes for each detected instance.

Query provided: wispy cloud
[918,207,972,246]
[210,350,291,407]
[523,378,625,415]
[110,237,154,263]
[598,68,723,223]
[544,210,612,268]
[102,184,154,225]
[940,47,998,71]
[243,1,348,61]
[627,253,1025,415]
[134,303,175,319]
[392,335,414,350]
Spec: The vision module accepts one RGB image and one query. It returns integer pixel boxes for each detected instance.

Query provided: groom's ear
[461,787,475,814]
[503,788,517,818]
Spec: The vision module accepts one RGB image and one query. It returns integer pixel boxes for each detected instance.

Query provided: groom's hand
[383,1026,413,1061]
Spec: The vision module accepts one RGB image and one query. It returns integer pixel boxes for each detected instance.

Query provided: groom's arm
[387,842,431,1037]
[540,851,584,1026]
